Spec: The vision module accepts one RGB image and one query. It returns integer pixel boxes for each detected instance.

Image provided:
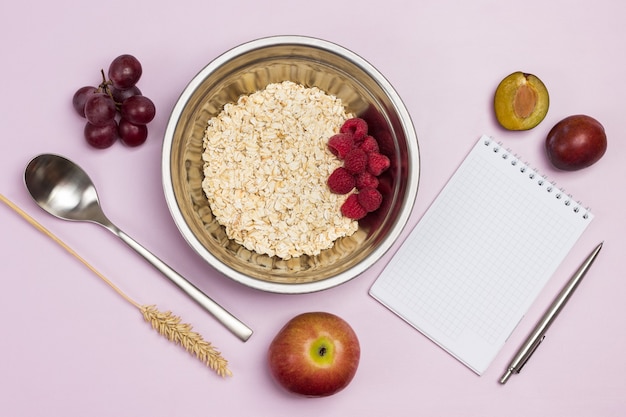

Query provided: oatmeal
[201,81,358,259]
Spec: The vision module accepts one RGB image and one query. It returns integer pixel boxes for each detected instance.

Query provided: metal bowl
[162,36,419,293]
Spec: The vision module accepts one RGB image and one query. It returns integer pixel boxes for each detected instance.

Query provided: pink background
[1,0,624,415]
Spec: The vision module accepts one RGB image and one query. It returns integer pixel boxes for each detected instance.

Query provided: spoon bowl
[25,154,108,224]
[24,154,252,341]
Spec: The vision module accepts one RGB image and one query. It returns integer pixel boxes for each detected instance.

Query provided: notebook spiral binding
[483,138,591,219]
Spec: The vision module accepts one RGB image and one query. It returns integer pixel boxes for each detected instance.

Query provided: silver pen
[499,242,603,384]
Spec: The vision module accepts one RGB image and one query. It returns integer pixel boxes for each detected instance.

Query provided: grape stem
[98,69,122,109]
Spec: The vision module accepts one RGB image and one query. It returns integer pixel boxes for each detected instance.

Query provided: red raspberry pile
[327,118,390,220]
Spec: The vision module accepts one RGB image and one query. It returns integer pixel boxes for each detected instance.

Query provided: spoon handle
[114,228,253,341]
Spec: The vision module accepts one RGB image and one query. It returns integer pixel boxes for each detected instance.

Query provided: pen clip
[516,334,546,372]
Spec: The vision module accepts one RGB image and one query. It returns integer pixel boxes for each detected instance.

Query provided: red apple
[267,312,360,397]
[545,114,607,171]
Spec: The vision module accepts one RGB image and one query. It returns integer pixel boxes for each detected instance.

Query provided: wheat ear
[0,194,232,377]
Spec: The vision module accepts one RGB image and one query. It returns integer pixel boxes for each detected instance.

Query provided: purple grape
[120,95,155,125]
[118,118,148,147]
[84,93,116,126]
[72,86,98,117]
[108,54,142,90]
[111,85,141,105]
[84,120,118,149]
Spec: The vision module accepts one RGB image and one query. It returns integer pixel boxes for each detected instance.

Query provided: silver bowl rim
[161,35,420,293]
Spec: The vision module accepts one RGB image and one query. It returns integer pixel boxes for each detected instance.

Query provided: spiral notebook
[370,135,593,374]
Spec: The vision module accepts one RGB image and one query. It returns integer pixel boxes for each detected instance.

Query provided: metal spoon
[24,153,253,342]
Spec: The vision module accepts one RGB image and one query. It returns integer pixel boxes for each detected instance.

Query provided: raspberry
[341,193,367,220]
[327,167,356,194]
[355,171,379,190]
[327,133,354,159]
[340,118,368,141]
[344,148,368,174]
[367,152,390,176]
[359,135,379,154]
[357,187,383,212]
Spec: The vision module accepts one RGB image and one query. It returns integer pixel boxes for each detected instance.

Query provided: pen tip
[499,370,512,384]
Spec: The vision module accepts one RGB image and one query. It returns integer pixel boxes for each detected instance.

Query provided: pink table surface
[2,0,624,415]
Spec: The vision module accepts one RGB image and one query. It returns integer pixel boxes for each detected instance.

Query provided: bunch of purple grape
[72,54,155,148]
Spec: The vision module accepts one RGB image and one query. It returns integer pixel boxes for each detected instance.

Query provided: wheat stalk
[0,194,232,378]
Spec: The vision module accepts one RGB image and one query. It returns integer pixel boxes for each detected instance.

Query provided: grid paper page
[370,135,593,374]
